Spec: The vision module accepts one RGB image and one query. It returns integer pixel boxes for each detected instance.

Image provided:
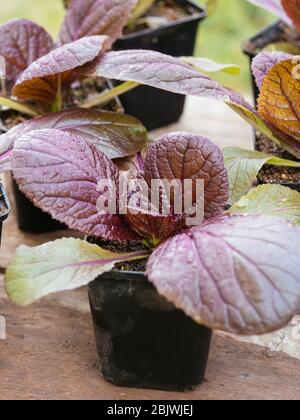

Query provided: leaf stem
[0,96,39,117]
[81,81,140,109]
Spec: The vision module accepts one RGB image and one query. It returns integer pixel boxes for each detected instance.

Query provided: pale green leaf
[229,184,300,226]
[5,238,149,306]
[0,96,39,117]
[181,57,240,75]
[223,147,300,204]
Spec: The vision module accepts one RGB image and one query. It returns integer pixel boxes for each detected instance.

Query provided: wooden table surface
[0,97,299,400]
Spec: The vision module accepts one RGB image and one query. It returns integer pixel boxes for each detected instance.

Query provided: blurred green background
[0,0,275,93]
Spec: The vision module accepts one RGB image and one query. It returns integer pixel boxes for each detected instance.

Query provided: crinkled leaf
[245,0,291,23]
[126,133,229,244]
[11,128,138,241]
[252,51,292,89]
[258,58,300,157]
[144,132,229,219]
[147,214,300,335]
[13,36,109,109]
[88,50,252,109]
[223,147,300,203]
[229,184,300,225]
[0,108,147,172]
[282,0,300,31]
[0,19,53,89]
[59,0,138,48]
[5,238,149,306]
[182,57,240,75]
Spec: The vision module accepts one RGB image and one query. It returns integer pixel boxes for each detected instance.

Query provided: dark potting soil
[124,0,189,34]
[0,78,121,133]
[256,132,300,184]
[88,237,148,273]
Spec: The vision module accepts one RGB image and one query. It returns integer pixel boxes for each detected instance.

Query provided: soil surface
[125,0,190,34]
[256,133,300,185]
[88,237,148,272]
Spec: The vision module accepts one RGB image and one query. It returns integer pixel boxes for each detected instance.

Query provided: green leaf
[0,96,39,117]
[5,238,149,306]
[181,57,240,75]
[229,184,300,226]
[223,147,300,204]
[226,101,300,158]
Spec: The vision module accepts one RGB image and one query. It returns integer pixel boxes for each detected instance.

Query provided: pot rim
[120,0,207,42]
[0,183,10,222]
[242,20,285,57]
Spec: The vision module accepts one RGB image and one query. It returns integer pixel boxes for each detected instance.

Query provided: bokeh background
[0,0,275,93]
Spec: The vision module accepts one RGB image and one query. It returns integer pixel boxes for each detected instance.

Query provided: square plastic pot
[114,0,207,131]
[0,183,10,246]
[88,270,212,392]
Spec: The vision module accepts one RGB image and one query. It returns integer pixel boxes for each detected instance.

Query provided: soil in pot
[256,132,300,191]
[0,183,10,246]
[114,0,206,131]
[0,79,122,234]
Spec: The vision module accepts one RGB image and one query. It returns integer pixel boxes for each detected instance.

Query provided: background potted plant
[0,0,147,233]
[0,183,10,247]
[4,117,300,391]
[63,0,207,130]
[243,0,300,100]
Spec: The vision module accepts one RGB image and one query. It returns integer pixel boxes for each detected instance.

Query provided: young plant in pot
[4,124,300,391]
[243,0,300,100]
[0,0,149,233]
[62,0,207,130]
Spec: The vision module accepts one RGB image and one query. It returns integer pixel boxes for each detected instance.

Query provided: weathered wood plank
[0,275,299,400]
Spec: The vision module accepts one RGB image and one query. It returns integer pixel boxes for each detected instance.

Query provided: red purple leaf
[59,0,138,48]
[88,50,252,109]
[0,19,53,89]
[11,128,138,241]
[0,108,147,170]
[147,214,300,335]
[13,36,109,109]
[125,133,229,244]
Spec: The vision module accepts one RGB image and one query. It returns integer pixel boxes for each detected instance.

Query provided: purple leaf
[126,133,229,244]
[144,132,229,219]
[11,128,139,241]
[13,36,109,109]
[252,52,292,89]
[0,108,147,171]
[0,19,53,89]
[147,214,300,335]
[59,0,138,48]
[88,50,252,109]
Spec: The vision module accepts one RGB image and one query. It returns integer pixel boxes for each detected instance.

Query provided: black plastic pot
[11,178,66,233]
[0,183,10,246]
[243,21,289,103]
[88,271,212,392]
[114,0,206,130]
